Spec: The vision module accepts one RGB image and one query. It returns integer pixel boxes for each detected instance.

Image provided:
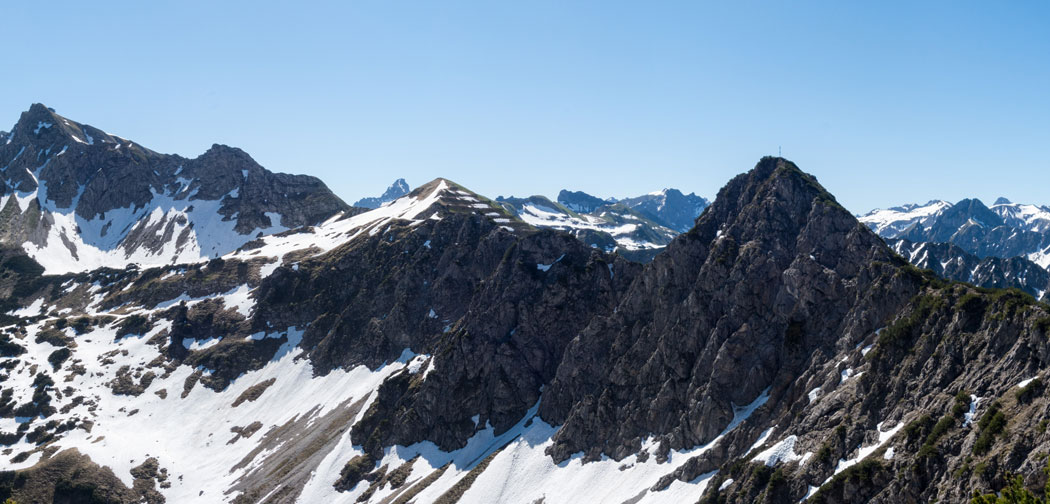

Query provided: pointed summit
[542,157,904,460]
[409,178,529,231]
[11,103,63,143]
[353,178,412,209]
[10,103,111,148]
[690,157,854,247]
[17,103,59,128]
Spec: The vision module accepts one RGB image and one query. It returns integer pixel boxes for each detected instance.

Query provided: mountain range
[2,105,1050,504]
[352,180,709,263]
[0,104,349,274]
[860,199,1050,301]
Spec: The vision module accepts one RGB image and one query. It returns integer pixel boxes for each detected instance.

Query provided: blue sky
[3,1,1048,213]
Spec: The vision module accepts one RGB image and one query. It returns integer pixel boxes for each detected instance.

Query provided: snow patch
[964,395,981,427]
[537,254,566,272]
[1017,376,1038,389]
[753,435,803,467]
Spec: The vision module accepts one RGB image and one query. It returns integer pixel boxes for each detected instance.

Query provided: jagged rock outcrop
[557,190,610,214]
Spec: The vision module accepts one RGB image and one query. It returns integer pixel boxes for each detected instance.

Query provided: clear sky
[3,1,1048,214]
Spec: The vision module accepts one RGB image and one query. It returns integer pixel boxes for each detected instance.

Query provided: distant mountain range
[861,198,1050,301]
[356,181,709,262]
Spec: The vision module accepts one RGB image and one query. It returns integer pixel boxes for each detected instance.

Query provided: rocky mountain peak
[541,156,904,461]
[618,184,709,233]
[10,104,127,154]
[696,157,851,240]
[352,178,411,209]
[200,143,252,160]
[12,103,63,143]
[339,177,530,235]
[389,177,409,194]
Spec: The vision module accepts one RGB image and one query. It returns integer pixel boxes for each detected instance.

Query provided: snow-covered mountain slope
[860,198,1050,269]
[990,197,1050,233]
[352,178,411,209]
[0,104,349,274]
[0,258,410,503]
[859,200,953,236]
[226,178,530,269]
[494,195,677,262]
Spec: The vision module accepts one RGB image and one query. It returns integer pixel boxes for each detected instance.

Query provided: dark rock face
[353,178,411,209]
[249,197,640,453]
[0,449,148,504]
[539,157,917,461]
